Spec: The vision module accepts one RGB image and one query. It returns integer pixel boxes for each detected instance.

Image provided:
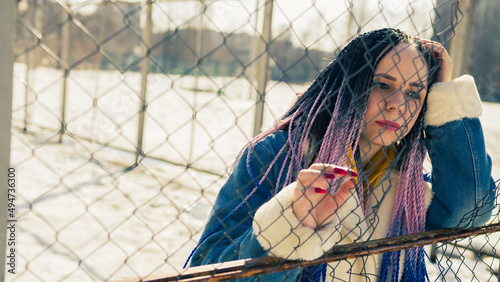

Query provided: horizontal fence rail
[115,222,500,281]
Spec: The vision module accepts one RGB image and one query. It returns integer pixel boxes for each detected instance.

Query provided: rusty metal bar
[113,222,500,282]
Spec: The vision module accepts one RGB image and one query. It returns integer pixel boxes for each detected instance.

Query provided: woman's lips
[376,120,400,131]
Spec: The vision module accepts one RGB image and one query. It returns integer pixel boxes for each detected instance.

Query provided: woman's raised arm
[424,75,496,230]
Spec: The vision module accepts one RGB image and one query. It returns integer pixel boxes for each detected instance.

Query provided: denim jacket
[188,75,496,281]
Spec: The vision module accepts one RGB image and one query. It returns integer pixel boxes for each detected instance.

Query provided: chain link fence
[4,0,500,281]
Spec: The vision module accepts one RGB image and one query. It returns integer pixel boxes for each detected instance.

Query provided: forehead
[375,43,428,82]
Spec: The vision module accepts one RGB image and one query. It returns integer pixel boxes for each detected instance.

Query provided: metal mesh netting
[6,0,500,281]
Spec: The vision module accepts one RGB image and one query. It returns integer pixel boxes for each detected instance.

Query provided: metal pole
[248,0,260,100]
[449,0,466,78]
[252,0,273,137]
[431,0,454,47]
[0,0,16,279]
[23,51,31,133]
[23,0,35,133]
[135,0,153,163]
[188,2,205,164]
[460,0,478,76]
[443,0,477,78]
[23,0,43,133]
[59,3,71,143]
[90,3,107,144]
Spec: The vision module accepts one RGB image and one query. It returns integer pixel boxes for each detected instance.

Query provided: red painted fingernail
[314,187,327,194]
[348,169,358,177]
[323,172,336,179]
[333,167,347,176]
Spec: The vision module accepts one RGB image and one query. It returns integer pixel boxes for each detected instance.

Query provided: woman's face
[360,43,429,151]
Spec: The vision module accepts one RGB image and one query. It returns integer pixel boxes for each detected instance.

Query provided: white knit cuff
[253,183,341,260]
[424,75,483,127]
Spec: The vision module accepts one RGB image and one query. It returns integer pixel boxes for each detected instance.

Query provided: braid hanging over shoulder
[249,28,437,281]
[187,28,439,281]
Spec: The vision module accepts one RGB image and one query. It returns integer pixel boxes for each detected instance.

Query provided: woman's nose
[386,90,406,112]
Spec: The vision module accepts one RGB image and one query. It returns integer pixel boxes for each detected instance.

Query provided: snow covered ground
[7,64,500,281]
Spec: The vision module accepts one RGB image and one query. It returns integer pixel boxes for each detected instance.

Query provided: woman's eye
[373,82,389,90]
[406,90,421,99]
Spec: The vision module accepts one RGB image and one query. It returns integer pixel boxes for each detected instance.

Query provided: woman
[187,28,496,281]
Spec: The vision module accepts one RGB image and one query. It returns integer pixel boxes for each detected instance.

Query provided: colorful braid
[186,28,438,280]
[248,28,437,281]
[379,106,431,281]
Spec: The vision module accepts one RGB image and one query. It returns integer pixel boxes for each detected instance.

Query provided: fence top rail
[110,221,500,282]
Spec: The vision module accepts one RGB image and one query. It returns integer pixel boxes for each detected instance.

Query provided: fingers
[417,39,450,66]
[306,163,358,181]
[415,38,453,82]
[414,38,445,60]
[417,39,446,57]
[292,163,359,229]
[296,164,357,194]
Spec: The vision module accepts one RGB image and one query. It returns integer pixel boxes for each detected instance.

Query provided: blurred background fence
[2,0,500,281]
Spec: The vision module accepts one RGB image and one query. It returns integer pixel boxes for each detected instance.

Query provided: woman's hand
[417,38,453,83]
[292,164,357,229]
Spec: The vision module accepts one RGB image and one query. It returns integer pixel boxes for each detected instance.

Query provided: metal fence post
[59,3,71,143]
[23,1,34,133]
[252,0,273,137]
[90,3,107,145]
[432,0,477,78]
[0,0,16,279]
[247,0,260,100]
[23,0,44,133]
[188,1,205,164]
[135,0,153,163]
[449,0,477,78]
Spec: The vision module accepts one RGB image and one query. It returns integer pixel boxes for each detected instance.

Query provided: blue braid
[392,250,402,282]
[301,264,326,282]
[420,248,431,281]
[403,249,416,280]
[314,264,327,281]
[379,213,404,280]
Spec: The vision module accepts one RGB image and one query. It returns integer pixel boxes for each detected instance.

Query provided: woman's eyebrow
[375,73,426,87]
[374,73,396,81]
[410,81,425,88]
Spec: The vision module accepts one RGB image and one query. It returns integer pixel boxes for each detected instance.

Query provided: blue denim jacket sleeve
[189,132,301,281]
[424,117,496,230]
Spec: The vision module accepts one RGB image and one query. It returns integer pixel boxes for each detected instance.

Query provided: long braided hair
[247,28,438,281]
[185,28,439,280]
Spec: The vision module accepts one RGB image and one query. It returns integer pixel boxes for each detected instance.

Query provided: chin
[376,135,400,147]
